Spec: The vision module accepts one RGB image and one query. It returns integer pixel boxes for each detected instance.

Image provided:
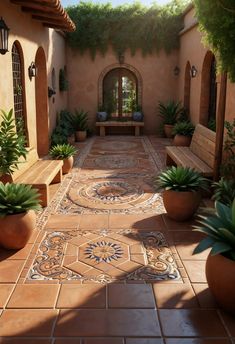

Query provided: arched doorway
[35,47,49,156]
[103,68,138,118]
[200,51,217,127]
[184,61,191,113]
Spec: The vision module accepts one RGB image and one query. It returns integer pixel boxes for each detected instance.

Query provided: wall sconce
[191,65,197,78]
[0,17,10,55]
[28,62,37,79]
[174,66,180,76]
[118,52,125,64]
[48,86,56,98]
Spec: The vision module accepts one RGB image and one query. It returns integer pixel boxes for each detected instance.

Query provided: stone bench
[96,121,144,136]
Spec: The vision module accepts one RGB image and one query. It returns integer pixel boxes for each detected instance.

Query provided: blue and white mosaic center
[85,241,123,263]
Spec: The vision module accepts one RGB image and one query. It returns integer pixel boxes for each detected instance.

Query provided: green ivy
[66,1,189,59]
[194,0,235,81]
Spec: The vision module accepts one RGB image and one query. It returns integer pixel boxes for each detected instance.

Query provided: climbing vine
[194,0,235,81]
[66,1,189,59]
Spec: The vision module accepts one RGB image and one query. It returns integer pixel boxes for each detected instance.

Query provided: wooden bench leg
[166,154,176,167]
[100,126,105,137]
[38,187,49,208]
[52,168,62,184]
[135,126,140,136]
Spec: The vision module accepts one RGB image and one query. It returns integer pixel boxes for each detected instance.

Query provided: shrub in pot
[132,104,144,122]
[0,109,28,183]
[212,177,235,207]
[97,104,108,122]
[0,183,41,249]
[193,199,235,314]
[50,143,77,174]
[158,100,184,138]
[172,121,195,146]
[71,109,89,142]
[155,166,209,221]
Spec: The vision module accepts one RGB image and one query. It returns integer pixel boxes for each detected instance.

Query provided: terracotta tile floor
[0,135,235,343]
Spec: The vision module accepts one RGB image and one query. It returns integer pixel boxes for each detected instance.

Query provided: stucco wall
[66,46,179,134]
[0,0,68,152]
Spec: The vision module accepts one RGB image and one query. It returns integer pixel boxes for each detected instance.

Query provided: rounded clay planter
[62,156,74,174]
[173,134,192,147]
[0,210,36,250]
[163,189,201,221]
[164,124,174,138]
[206,253,235,314]
[0,174,13,184]
[75,130,87,142]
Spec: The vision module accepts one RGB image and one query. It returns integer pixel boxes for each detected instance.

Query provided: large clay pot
[0,174,13,184]
[164,124,174,138]
[75,130,87,142]
[0,210,36,250]
[206,253,235,314]
[163,189,201,221]
[62,156,74,174]
[173,134,192,147]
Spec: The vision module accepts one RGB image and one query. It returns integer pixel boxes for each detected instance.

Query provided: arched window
[11,42,28,144]
[103,68,137,118]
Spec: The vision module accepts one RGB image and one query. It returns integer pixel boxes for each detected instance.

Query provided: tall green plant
[0,109,28,176]
[158,100,184,125]
[72,109,89,131]
[221,119,235,178]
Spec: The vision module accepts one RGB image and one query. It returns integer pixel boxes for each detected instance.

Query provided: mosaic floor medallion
[94,155,137,169]
[28,229,180,283]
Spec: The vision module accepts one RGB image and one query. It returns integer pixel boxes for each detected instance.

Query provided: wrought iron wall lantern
[28,62,37,79]
[0,17,10,55]
[48,86,56,98]
[174,66,180,76]
[191,65,198,78]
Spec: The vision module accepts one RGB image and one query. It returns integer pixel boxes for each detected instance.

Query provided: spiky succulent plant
[50,144,77,159]
[212,178,235,207]
[172,121,195,137]
[193,199,235,261]
[0,183,41,217]
[155,166,209,192]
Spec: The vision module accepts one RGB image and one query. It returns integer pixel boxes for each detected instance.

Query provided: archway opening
[35,47,49,157]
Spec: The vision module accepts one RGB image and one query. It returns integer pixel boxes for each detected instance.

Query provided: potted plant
[50,143,77,174]
[96,104,108,122]
[212,177,235,207]
[155,166,209,221]
[193,199,235,314]
[71,109,89,142]
[0,183,41,249]
[132,104,144,122]
[0,109,28,183]
[158,100,184,138]
[172,121,195,146]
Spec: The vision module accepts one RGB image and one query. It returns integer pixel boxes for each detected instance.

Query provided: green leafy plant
[155,166,209,192]
[0,182,41,217]
[193,199,235,261]
[0,109,28,176]
[59,69,68,92]
[51,110,74,146]
[50,144,77,160]
[72,109,89,131]
[172,121,195,137]
[158,100,184,125]
[221,119,235,179]
[208,118,216,132]
[212,177,235,207]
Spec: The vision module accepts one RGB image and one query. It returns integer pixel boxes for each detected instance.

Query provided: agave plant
[172,121,195,137]
[193,199,235,261]
[158,100,184,125]
[212,178,235,207]
[155,166,209,192]
[72,109,89,131]
[50,144,77,160]
[0,183,41,217]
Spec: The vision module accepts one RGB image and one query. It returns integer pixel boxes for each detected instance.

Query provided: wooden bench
[96,121,144,136]
[12,148,63,207]
[166,124,216,177]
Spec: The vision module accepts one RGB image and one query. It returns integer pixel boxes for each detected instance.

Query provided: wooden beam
[32,15,65,24]
[213,71,227,181]
[22,7,61,18]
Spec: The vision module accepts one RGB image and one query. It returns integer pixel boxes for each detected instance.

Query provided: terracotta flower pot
[75,130,87,142]
[0,174,13,184]
[173,134,192,147]
[163,189,201,221]
[164,124,174,138]
[62,156,74,174]
[0,210,36,250]
[206,253,235,314]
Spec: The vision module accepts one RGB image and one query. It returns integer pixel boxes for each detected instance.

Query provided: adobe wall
[0,0,68,154]
[66,46,179,134]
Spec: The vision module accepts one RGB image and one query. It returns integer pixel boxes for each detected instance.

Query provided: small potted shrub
[158,100,184,138]
[71,109,89,142]
[50,143,77,174]
[193,199,235,314]
[212,177,235,207]
[0,183,41,249]
[97,104,108,122]
[172,121,195,146]
[155,166,209,221]
[0,109,28,183]
[132,104,143,122]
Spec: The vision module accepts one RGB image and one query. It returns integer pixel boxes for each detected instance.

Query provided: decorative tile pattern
[94,155,137,169]
[28,229,180,283]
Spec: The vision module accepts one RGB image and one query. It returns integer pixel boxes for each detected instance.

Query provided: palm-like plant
[193,199,235,261]
[158,100,184,125]
[212,178,235,207]
[50,144,77,159]
[172,121,195,137]
[72,109,89,131]
[155,166,209,192]
[0,183,41,217]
